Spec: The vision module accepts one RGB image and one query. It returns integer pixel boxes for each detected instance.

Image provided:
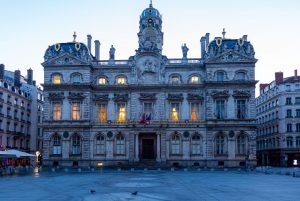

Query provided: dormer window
[235,72,246,81]
[52,74,62,84]
[98,77,107,85]
[116,76,127,85]
[71,73,82,84]
[190,75,200,84]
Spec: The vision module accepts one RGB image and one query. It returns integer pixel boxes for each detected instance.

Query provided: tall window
[216,71,225,81]
[52,134,61,155]
[95,135,105,155]
[116,135,125,155]
[71,102,80,120]
[286,109,292,118]
[72,135,81,154]
[52,74,62,84]
[286,97,292,105]
[296,137,300,147]
[190,75,199,84]
[295,97,300,104]
[116,76,127,85]
[98,77,106,85]
[286,136,293,148]
[296,109,300,118]
[296,123,300,132]
[53,103,62,120]
[237,135,247,155]
[143,102,153,120]
[171,135,180,154]
[236,100,246,119]
[216,100,225,119]
[170,103,180,121]
[191,135,201,154]
[71,73,82,84]
[98,104,107,122]
[215,135,226,155]
[190,103,198,121]
[287,123,293,132]
[117,103,126,122]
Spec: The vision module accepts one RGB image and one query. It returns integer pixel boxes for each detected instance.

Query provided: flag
[145,113,151,124]
[139,113,145,124]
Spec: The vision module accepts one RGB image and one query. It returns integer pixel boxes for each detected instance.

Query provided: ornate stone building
[42,3,257,168]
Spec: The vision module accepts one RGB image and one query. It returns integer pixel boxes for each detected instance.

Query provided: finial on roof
[73,31,77,42]
[150,0,153,8]
[222,28,226,39]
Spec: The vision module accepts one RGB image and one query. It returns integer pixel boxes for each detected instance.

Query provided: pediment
[42,53,89,66]
[205,50,257,64]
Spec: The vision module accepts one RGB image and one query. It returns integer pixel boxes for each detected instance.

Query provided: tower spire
[73,31,77,42]
[222,28,226,39]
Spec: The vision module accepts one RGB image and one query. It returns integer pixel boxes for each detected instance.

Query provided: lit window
[71,73,82,83]
[98,104,107,122]
[118,104,126,122]
[96,135,105,155]
[98,77,106,85]
[117,76,126,85]
[190,75,199,84]
[72,135,81,154]
[52,134,61,155]
[171,76,180,84]
[191,135,201,154]
[171,135,180,154]
[190,103,198,121]
[71,102,80,120]
[171,103,179,121]
[53,103,61,120]
[116,135,125,155]
[52,74,62,84]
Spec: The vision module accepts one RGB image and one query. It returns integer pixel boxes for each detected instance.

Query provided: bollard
[118,168,121,172]
[171,167,174,171]
[52,168,55,172]
[131,168,134,172]
[78,168,82,173]
[184,168,188,172]
[64,168,68,173]
[157,168,161,172]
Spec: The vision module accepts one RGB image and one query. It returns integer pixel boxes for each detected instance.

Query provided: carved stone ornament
[68,92,86,100]
[114,94,129,102]
[211,90,230,99]
[167,94,184,101]
[48,92,65,100]
[139,93,156,101]
[232,90,251,98]
[187,93,204,102]
[94,94,109,102]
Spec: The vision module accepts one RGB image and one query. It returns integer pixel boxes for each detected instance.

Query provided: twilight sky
[0,0,300,93]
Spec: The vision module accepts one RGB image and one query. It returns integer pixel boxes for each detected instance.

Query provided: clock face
[148,18,153,23]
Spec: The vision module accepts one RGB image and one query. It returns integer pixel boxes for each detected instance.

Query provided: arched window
[190,75,200,84]
[52,134,61,155]
[116,75,127,85]
[171,134,180,154]
[170,74,181,84]
[116,135,125,155]
[286,136,293,147]
[191,134,202,155]
[235,71,246,81]
[95,135,105,155]
[98,76,107,85]
[72,134,81,154]
[52,73,62,84]
[236,134,248,155]
[71,73,82,84]
[216,71,225,81]
[215,134,227,155]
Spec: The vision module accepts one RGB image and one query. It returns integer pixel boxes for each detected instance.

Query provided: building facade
[0,64,43,155]
[42,3,257,168]
[256,70,300,167]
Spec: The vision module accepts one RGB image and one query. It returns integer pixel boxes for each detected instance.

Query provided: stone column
[134,133,139,162]
[107,93,115,121]
[182,93,189,120]
[156,133,161,162]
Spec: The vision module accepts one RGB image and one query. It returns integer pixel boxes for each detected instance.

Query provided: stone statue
[182,43,189,59]
[109,45,116,60]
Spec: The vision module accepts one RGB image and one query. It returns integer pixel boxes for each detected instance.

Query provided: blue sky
[1,0,300,90]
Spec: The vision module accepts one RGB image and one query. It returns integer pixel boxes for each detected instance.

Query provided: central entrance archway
[139,133,156,160]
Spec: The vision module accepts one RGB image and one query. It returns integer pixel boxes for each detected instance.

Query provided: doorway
[139,133,156,160]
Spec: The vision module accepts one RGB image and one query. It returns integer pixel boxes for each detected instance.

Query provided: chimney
[94,40,100,60]
[295,69,298,77]
[14,70,21,87]
[242,35,248,41]
[205,33,210,50]
[87,35,92,52]
[275,72,283,85]
[33,80,36,86]
[200,36,206,58]
[27,68,33,85]
[259,83,268,94]
[0,64,4,80]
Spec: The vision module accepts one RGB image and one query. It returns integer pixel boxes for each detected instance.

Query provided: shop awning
[0,150,35,158]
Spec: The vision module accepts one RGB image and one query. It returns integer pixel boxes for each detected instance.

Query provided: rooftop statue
[109,45,116,60]
[182,43,189,59]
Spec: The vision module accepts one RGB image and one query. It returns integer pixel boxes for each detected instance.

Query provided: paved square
[0,170,299,201]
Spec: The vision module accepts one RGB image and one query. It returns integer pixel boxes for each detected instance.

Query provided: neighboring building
[42,3,257,168]
[256,70,300,167]
[0,64,43,155]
